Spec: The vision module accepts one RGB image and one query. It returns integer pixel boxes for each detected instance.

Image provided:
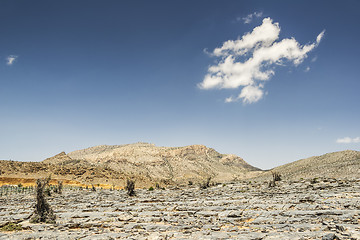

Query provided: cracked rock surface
[0,178,359,239]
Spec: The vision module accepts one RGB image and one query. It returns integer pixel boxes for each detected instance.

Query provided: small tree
[268,171,282,188]
[57,181,63,194]
[125,179,135,196]
[30,177,56,224]
[272,172,282,182]
[199,176,212,189]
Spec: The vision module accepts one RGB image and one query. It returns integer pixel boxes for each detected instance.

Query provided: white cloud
[199,17,325,104]
[311,56,318,62]
[304,66,310,72]
[225,96,235,103]
[336,137,360,144]
[6,55,18,65]
[316,30,325,44]
[238,85,264,104]
[242,11,263,24]
[213,17,280,57]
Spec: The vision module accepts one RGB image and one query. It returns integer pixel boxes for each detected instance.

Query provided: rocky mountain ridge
[1,143,359,188]
[48,143,262,185]
[1,143,262,187]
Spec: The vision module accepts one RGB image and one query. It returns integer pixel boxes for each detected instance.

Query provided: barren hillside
[1,143,262,187]
[1,144,359,188]
[251,150,360,181]
[65,143,262,184]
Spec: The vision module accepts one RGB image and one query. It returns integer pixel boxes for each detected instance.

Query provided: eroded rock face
[63,143,262,184]
[0,143,263,187]
[0,177,359,239]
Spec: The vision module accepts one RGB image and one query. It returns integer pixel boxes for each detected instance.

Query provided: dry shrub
[268,171,282,188]
[199,176,212,189]
[30,177,56,224]
[125,179,135,196]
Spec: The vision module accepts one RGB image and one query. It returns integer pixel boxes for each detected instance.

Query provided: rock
[322,233,340,240]
[117,213,133,221]
[0,177,359,239]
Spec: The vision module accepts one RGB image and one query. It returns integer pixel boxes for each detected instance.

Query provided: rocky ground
[0,178,359,240]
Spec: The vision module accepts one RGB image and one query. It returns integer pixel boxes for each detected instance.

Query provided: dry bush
[57,181,63,194]
[125,179,135,196]
[199,176,212,189]
[272,172,282,182]
[30,177,56,224]
[268,171,282,188]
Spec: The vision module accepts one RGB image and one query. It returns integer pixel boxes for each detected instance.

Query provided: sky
[0,0,359,169]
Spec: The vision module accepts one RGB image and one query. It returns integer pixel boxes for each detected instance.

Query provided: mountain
[252,150,360,180]
[1,143,262,187]
[51,143,262,185]
[1,144,358,188]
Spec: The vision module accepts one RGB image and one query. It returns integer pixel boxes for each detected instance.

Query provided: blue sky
[1,0,359,169]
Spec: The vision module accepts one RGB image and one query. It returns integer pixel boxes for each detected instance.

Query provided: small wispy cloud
[198,17,325,104]
[241,11,263,24]
[311,56,318,62]
[6,55,18,65]
[336,137,360,144]
[304,66,310,72]
[225,96,235,103]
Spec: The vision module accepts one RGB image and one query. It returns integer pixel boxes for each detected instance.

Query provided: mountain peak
[43,151,72,164]
[59,143,261,184]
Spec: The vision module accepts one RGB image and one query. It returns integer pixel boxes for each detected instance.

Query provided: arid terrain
[1,143,263,188]
[1,143,359,188]
[0,143,359,239]
[1,178,359,239]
